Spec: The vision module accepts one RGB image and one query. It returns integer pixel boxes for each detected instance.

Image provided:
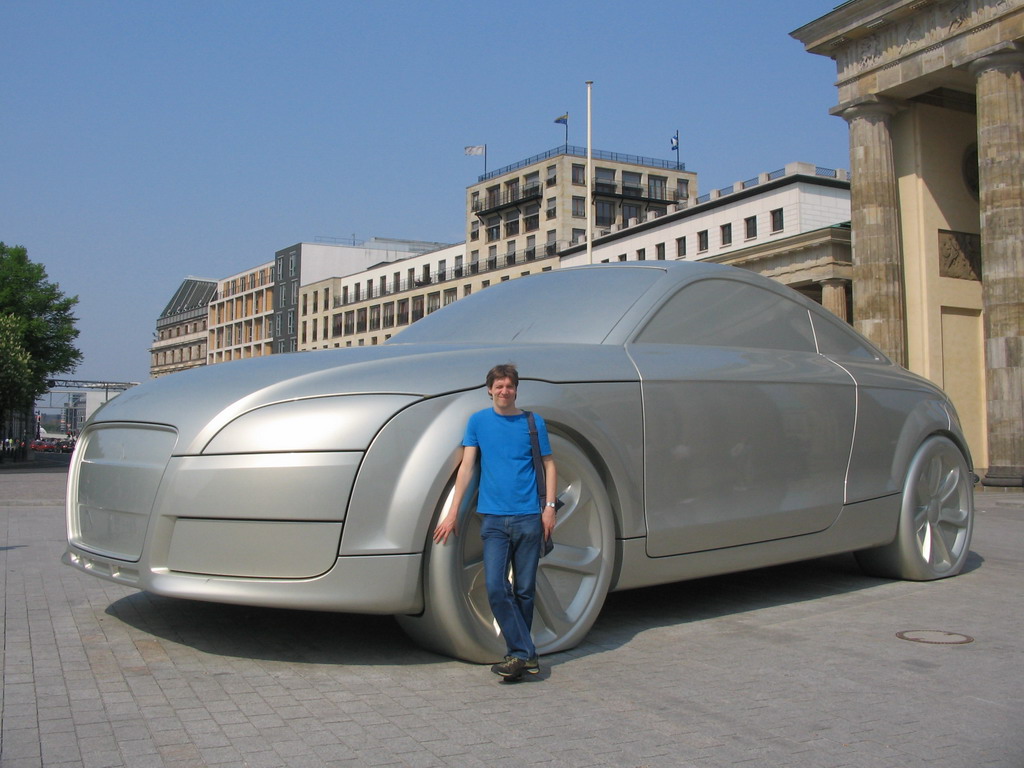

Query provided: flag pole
[586,81,593,265]
[484,144,487,176]
[564,115,568,148]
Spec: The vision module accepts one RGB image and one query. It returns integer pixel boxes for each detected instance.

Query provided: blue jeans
[480,513,542,660]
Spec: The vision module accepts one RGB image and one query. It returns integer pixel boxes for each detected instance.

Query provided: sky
[1,0,849,384]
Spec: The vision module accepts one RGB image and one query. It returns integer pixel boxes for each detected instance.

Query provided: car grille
[68,424,177,561]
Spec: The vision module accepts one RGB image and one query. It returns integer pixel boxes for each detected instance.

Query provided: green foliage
[0,313,34,412]
[0,242,83,406]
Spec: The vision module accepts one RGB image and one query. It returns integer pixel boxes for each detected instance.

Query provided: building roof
[158,277,218,321]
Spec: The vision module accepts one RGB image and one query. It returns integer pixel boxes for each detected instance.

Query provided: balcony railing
[592,180,686,204]
[332,242,571,309]
[472,184,543,215]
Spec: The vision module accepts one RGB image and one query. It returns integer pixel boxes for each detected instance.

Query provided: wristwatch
[545,502,557,508]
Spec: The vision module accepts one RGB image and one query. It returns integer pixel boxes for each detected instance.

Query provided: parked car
[63,262,975,662]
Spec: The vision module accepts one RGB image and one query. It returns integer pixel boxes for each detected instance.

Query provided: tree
[0,313,35,427]
[0,243,82,405]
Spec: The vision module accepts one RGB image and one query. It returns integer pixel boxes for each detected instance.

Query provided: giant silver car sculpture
[64,262,975,662]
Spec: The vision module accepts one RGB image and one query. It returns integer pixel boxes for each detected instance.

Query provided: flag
[554,113,568,125]
[670,134,679,151]
[465,145,485,156]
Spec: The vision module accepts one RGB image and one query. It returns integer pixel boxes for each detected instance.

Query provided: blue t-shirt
[463,408,552,515]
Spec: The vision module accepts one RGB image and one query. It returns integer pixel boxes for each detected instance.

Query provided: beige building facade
[298,241,570,350]
[150,278,217,378]
[466,145,697,269]
[793,0,1024,485]
[207,262,275,364]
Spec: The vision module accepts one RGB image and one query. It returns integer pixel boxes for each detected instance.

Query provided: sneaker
[498,655,540,675]
[491,656,527,680]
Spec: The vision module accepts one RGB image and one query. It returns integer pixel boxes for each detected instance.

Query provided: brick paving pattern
[2,462,1022,767]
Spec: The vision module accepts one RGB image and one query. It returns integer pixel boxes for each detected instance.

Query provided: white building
[562,161,853,319]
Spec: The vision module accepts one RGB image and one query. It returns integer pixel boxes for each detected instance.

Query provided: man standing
[433,364,558,681]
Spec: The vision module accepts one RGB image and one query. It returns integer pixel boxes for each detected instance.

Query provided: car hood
[91,342,638,450]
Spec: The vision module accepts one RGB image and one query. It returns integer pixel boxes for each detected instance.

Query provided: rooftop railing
[479,144,685,182]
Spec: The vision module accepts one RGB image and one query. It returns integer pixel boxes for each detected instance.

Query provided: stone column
[970,49,1024,487]
[820,278,849,323]
[834,97,907,366]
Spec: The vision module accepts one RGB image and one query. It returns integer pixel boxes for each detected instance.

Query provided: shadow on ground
[106,549,984,667]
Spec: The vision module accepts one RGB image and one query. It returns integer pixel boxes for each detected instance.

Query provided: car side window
[810,313,881,360]
[634,278,817,352]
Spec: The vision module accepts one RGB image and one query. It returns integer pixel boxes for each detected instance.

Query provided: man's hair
[486,363,519,389]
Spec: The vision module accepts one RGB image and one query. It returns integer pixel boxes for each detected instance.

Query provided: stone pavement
[2,464,1022,768]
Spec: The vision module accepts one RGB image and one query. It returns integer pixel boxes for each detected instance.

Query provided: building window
[470,220,480,241]
[524,203,540,232]
[771,208,784,232]
[676,236,686,258]
[745,216,757,239]
[572,196,586,218]
[656,242,666,260]
[721,223,732,247]
[596,200,615,228]
[572,164,585,184]
[648,175,667,200]
[677,178,690,200]
[636,248,646,261]
[572,228,586,244]
[546,164,557,187]
[623,203,640,225]
[622,171,642,197]
[504,212,519,237]
[698,230,709,252]
[546,197,557,219]
[486,216,500,241]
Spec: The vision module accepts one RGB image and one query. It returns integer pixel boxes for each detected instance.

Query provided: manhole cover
[896,630,974,645]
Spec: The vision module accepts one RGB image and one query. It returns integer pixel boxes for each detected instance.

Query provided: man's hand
[433,513,458,544]
[541,506,556,542]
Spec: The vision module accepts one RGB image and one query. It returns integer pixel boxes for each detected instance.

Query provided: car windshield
[389,266,664,345]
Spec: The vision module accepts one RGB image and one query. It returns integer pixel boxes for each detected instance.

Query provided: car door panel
[631,345,855,556]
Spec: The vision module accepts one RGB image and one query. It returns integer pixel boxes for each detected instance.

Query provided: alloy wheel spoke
[542,544,601,577]
[935,464,960,506]
[929,521,955,566]
[533,570,575,634]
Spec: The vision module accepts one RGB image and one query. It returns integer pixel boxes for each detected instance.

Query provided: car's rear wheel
[397,434,616,663]
[856,435,974,580]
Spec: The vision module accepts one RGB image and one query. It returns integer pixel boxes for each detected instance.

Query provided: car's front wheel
[856,435,974,580]
[397,434,616,663]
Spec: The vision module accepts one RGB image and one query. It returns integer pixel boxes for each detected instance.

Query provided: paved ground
[2,460,1022,767]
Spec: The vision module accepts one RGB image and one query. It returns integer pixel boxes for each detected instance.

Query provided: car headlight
[202,394,420,454]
